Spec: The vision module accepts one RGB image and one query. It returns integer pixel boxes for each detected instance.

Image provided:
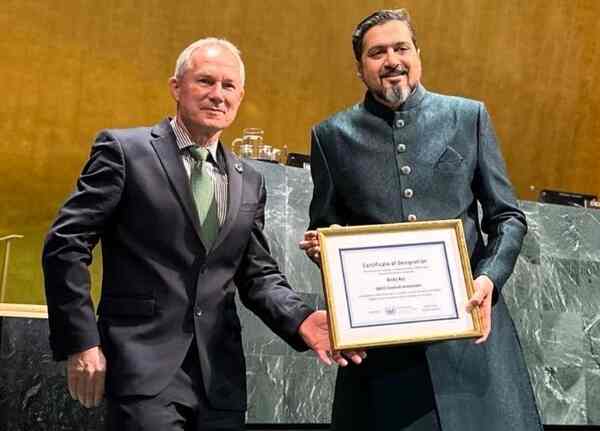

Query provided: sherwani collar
[363,83,426,122]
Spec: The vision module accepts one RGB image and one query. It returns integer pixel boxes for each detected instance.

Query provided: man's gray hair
[173,38,245,86]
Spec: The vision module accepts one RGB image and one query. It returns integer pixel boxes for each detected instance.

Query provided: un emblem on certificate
[384,306,398,316]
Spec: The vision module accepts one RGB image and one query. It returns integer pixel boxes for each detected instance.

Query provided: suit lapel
[212,145,243,252]
[149,119,205,246]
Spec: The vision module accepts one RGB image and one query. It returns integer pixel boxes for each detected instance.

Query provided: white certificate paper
[339,242,458,328]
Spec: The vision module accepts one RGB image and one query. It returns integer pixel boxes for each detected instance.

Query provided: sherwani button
[403,188,414,198]
[401,166,412,175]
[407,214,417,222]
[396,119,405,128]
[397,144,406,153]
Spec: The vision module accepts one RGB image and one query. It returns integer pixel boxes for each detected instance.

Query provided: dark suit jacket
[309,86,542,430]
[42,119,312,411]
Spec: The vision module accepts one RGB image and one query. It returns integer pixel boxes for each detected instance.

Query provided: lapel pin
[234,163,243,173]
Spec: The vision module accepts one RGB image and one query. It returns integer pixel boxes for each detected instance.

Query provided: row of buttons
[395,135,415,221]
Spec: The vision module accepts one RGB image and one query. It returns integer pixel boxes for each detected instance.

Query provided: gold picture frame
[318,219,483,350]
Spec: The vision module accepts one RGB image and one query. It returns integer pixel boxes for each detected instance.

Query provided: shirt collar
[169,117,220,163]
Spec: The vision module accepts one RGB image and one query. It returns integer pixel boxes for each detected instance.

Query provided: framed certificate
[318,220,482,350]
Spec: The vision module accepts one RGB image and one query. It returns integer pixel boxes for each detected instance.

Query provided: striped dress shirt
[170,118,228,226]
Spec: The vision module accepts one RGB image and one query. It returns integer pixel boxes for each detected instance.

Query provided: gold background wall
[1,0,599,303]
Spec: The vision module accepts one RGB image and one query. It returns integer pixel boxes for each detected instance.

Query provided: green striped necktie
[189,146,218,250]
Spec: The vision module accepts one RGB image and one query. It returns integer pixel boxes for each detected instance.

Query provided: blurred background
[1,0,599,304]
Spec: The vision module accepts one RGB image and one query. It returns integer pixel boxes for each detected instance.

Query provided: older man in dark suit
[300,9,542,431]
[42,38,360,430]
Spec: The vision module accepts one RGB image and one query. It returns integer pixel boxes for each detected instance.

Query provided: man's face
[169,44,244,135]
[358,20,422,108]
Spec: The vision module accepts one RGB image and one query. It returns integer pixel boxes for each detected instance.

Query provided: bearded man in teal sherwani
[301,9,542,431]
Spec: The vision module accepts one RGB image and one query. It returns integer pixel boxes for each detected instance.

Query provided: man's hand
[67,346,107,408]
[298,310,366,366]
[299,230,321,266]
[466,275,494,344]
[299,226,343,265]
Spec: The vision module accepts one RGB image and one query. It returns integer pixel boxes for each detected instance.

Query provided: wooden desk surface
[0,303,48,319]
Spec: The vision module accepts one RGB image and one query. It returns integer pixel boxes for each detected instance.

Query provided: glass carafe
[232,128,264,159]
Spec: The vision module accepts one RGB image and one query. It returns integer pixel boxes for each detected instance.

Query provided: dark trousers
[331,345,441,431]
[106,347,245,431]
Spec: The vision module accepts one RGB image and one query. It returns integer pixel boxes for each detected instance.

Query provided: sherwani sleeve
[471,103,527,291]
[308,127,345,230]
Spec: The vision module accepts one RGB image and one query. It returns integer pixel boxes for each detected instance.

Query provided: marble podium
[1,161,599,429]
